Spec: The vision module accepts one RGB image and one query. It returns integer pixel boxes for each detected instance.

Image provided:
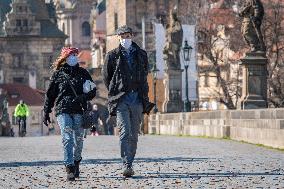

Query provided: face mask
[66,55,78,66]
[120,39,132,49]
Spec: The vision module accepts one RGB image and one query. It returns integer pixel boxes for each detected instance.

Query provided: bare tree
[196,1,243,109]
[262,0,284,107]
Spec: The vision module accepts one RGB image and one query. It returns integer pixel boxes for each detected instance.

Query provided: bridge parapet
[149,109,284,149]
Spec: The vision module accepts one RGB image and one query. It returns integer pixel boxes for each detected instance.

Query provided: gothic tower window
[23,19,28,27]
[82,22,90,36]
[114,13,118,30]
[16,20,21,27]
[12,54,23,68]
[62,23,65,33]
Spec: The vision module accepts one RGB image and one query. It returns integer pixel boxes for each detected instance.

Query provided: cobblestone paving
[0,135,283,189]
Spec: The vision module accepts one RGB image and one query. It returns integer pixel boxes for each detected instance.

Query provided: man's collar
[121,45,136,53]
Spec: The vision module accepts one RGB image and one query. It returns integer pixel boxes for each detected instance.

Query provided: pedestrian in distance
[43,47,96,181]
[14,100,29,136]
[84,104,102,137]
[102,25,155,178]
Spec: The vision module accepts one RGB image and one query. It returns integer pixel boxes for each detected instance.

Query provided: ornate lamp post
[182,40,193,112]
[151,63,159,113]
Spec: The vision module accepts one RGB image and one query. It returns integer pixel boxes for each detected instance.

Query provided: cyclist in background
[14,100,29,135]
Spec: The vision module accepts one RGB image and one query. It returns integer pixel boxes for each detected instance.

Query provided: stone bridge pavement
[0,135,283,189]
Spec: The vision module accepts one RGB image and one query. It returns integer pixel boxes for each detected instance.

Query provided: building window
[42,53,53,69]
[16,20,21,27]
[82,22,90,36]
[13,77,24,84]
[204,72,209,87]
[114,13,118,30]
[23,19,28,27]
[18,6,23,12]
[62,23,65,33]
[12,54,23,68]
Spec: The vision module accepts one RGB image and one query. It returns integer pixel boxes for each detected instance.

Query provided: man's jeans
[57,113,84,166]
[116,101,143,167]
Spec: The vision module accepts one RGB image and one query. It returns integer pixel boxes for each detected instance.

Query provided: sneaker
[122,166,134,178]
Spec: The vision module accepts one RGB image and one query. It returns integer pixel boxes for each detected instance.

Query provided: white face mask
[120,39,132,49]
[66,55,78,66]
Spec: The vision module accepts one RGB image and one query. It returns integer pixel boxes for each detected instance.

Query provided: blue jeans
[116,101,143,167]
[57,113,84,166]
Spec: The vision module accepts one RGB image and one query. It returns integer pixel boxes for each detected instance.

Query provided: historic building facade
[105,0,201,52]
[0,0,66,90]
[54,0,93,50]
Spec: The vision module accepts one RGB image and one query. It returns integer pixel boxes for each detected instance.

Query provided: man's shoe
[65,165,75,181]
[74,157,82,178]
[123,166,134,178]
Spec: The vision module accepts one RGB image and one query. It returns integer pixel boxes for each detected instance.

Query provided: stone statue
[239,0,266,52]
[0,88,11,136]
[91,39,105,68]
[163,7,183,69]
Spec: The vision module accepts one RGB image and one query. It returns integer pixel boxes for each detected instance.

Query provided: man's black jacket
[44,64,96,116]
[102,42,150,116]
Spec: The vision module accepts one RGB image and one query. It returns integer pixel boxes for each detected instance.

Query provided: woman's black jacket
[43,64,96,116]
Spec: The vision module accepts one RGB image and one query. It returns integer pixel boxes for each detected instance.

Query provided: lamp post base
[183,100,191,112]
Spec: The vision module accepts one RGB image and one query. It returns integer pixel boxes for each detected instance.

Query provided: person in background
[89,104,102,136]
[14,100,29,135]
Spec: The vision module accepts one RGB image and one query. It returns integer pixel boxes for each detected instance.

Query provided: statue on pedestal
[238,0,268,109]
[161,7,184,113]
[163,7,183,70]
[0,88,11,136]
[239,0,266,52]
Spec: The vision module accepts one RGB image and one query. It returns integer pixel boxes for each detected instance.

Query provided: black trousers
[18,116,26,132]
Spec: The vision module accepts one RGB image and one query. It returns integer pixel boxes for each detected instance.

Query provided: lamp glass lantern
[183,40,193,65]
[151,63,159,113]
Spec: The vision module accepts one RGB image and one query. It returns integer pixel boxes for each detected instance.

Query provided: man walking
[102,25,154,177]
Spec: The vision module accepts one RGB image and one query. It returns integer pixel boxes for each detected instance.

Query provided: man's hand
[43,113,51,127]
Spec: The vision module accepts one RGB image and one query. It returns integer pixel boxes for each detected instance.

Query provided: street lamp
[182,40,193,112]
[151,63,159,113]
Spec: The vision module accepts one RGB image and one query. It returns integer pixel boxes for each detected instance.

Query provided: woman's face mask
[120,39,132,49]
[66,55,78,66]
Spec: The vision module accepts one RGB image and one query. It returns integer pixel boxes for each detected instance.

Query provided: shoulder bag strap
[62,72,86,111]
[62,72,78,97]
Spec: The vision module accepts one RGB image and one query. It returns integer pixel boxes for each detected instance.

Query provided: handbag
[63,72,94,129]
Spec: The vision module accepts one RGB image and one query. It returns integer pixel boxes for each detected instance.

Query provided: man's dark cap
[116,25,133,35]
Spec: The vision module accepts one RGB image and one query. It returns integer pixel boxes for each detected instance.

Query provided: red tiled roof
[0,83,44,106]
[78,50,92,63]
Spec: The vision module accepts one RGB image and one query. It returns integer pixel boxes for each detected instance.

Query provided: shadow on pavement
[74,171,284,181]
[0,157,208,168]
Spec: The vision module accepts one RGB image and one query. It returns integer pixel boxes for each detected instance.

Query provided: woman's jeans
[116,101,143,167]
[57,113,84,166]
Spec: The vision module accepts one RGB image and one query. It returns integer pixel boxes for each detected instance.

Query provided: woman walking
[43,47,96,181]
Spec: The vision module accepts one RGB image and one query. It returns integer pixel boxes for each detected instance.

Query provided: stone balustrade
[148,108,284,149]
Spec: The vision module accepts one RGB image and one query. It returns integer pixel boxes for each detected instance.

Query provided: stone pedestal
[162,69,183,113]
[239,52,268,109]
